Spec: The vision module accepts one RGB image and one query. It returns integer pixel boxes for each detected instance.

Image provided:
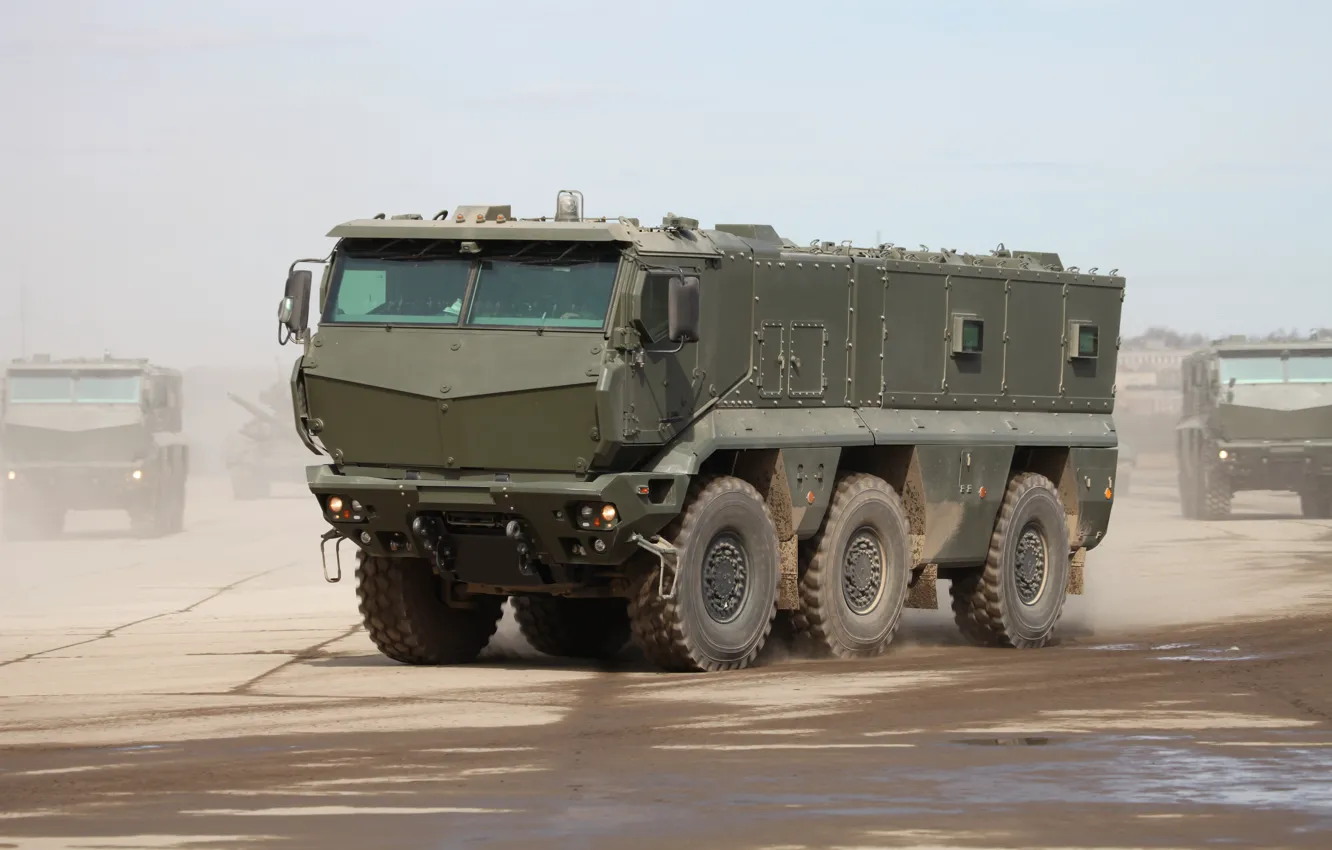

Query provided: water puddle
[954,737,1057,747]
[1156,646,1264,663]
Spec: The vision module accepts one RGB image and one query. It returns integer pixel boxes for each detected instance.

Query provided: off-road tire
[1301,487,1332,520]
[2,503,63,541]
[512,596,631,660]
[950,472,1071,649]
[1201,456,1232,520]
[356,552,502,665]
[792,473,911,659]
[628,475,780,672]
[1177,434,1201,519]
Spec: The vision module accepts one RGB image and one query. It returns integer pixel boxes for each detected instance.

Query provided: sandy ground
[1,464,1330,849]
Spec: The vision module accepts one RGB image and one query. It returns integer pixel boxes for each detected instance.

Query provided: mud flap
[905,564,938,610]
[1067,547,1086,595]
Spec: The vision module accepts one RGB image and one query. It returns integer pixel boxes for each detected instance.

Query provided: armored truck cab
[278,191,1124,672]
[1,354,188,538]
[1177,341,1332,519]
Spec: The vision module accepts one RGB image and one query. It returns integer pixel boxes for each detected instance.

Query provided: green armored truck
[276,191,1124,672]
[225,380,310,499]
[1,354,188,539]
[1177,340,1332,519]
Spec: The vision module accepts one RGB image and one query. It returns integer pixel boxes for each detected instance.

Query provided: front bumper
[307,465,689,589]
[3,462,155,510]
[1217,441,1332,491]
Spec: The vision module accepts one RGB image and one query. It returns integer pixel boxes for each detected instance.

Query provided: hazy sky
[1,0,1328,368]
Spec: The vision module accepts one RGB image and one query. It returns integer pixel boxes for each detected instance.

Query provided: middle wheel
[795,473,911,658]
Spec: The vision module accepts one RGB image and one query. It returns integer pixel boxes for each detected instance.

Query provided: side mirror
[278,269,313,344]
[667,275,701,344]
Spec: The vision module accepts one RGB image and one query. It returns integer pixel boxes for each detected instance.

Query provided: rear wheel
[357,552,503,665]
[513,596,631,660]
[2,501,63,541]
[794,473,911,659]
[1301,486,1332,520]
[951,472,1070,649]
[629,476,780,672]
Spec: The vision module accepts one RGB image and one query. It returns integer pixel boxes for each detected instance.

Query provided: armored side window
[950,314,983,355]
[636,273,674,345]
[1069,321,1099,360]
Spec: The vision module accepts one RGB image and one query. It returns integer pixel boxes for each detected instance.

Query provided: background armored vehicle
[1116,441,1138,498]
[1,354,188,538]
[277,191,1124,673]
[224,380,310,499]
[1177,341,1332,519]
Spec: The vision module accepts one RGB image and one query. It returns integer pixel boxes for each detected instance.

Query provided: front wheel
[513,596,631,660]
[356,553,503,665]
[951,472,1071,649]
[629,476,780,672]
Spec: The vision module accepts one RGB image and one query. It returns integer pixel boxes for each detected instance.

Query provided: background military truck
[276,191,1124,673]
[1,354,188,538]
[224,380,310,499]
[1177,340,1332,519]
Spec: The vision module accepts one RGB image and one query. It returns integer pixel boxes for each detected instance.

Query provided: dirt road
[1,465,1330,849]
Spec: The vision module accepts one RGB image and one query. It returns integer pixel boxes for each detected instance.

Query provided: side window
[639,274,672,344]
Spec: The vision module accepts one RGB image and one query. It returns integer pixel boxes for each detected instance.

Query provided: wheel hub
[1014,522,1048,606]
[702,532,749,623]
[842,528,885,614]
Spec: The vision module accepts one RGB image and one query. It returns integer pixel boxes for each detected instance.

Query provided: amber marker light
[1104,487,1113,500]
[978,486,987,499]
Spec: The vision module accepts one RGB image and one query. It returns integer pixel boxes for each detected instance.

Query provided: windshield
[1218,357,1284,384]
[7,374,142,403]
[321,241,622,331]
[325,257,470,325]
[1219,353,1332,385]
[1287,354,1332,383]
[467,260,617,329]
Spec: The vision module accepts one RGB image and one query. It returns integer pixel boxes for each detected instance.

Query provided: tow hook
[319,528,344,583]
[505,519,536,576]
[630,532,680,599]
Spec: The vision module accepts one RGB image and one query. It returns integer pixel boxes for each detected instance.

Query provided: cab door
[624,267,701,446]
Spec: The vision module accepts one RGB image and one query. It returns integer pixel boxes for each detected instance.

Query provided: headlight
[131,469,143,480]
[574,502,618,530]
[1218,450,1229,460]
[5,470,14,481]
[327,495,345,514]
